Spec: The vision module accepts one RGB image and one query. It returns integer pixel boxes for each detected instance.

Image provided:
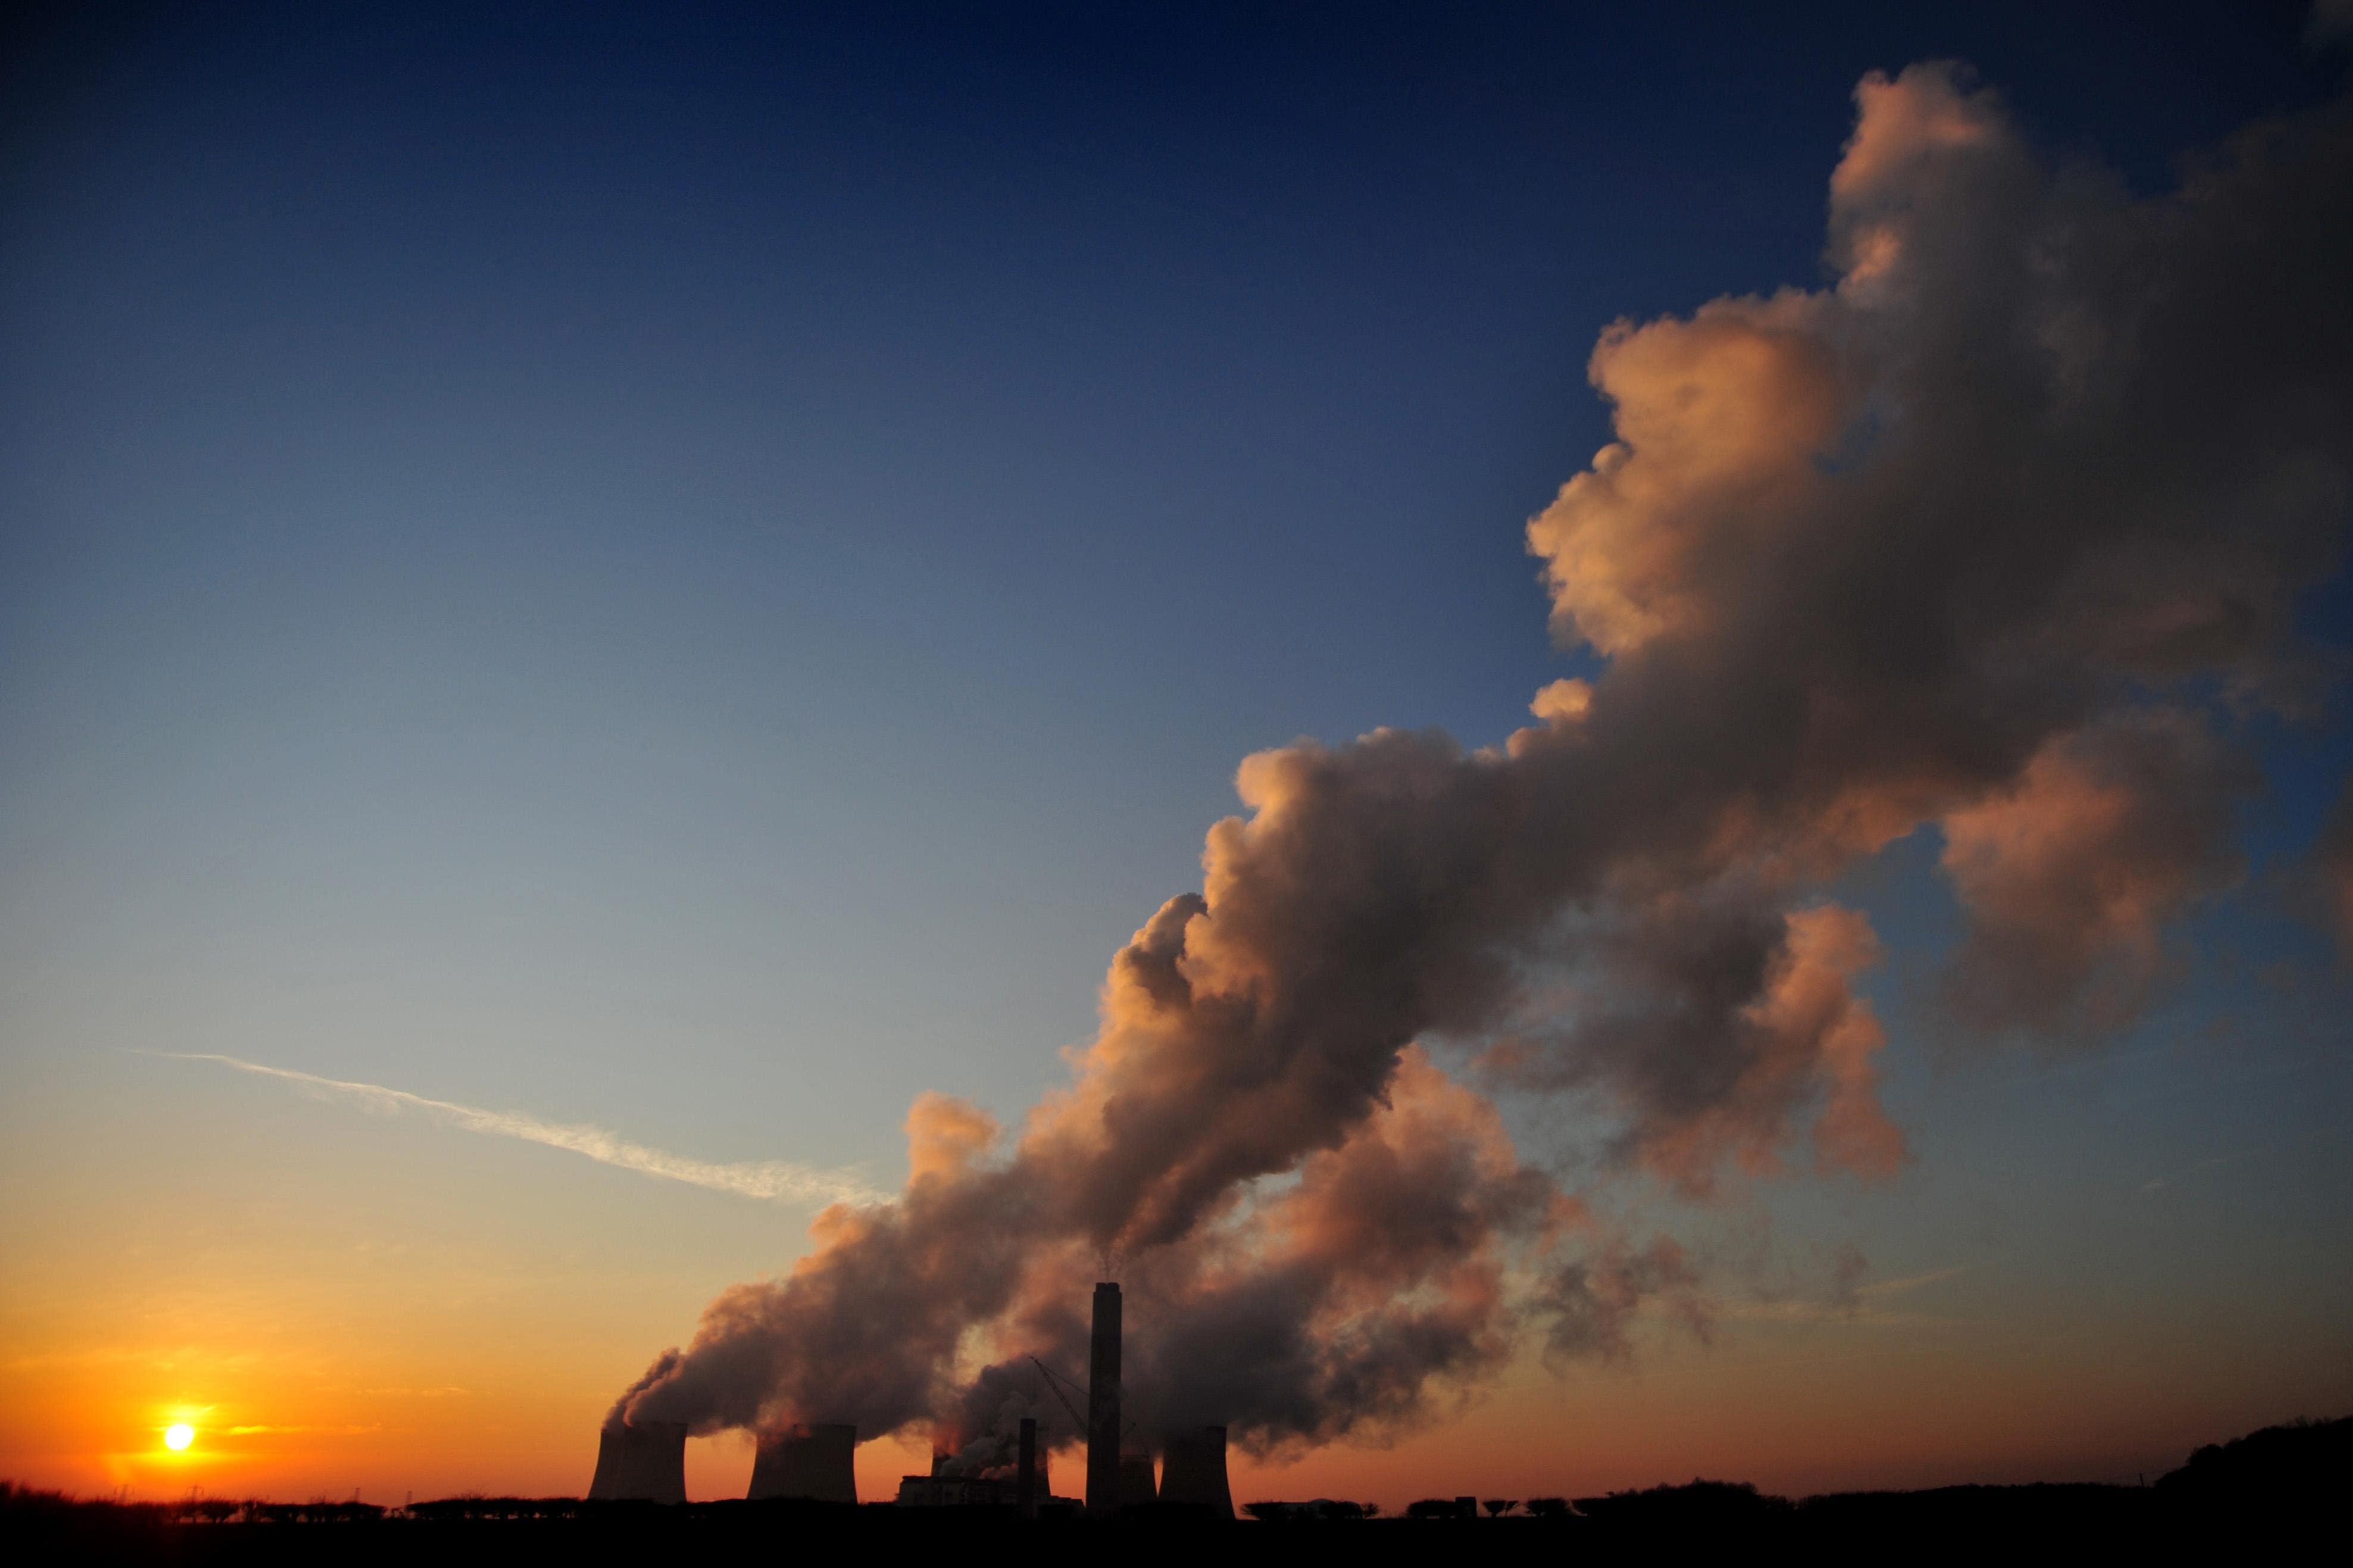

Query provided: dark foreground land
[8,1414,2344,1565]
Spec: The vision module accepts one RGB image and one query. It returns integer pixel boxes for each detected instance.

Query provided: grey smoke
[611,63,2353,1462]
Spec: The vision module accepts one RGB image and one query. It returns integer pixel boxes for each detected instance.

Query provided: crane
[1027,1356,1140,1442]
[1029,1355,1087,1434]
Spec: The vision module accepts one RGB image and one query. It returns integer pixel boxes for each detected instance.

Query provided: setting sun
[163,1423,195,1452]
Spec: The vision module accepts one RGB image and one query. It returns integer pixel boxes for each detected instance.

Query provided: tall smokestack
[746,1422,857,1503]
[1018,1416,1038,1520]
[586,1419,687,1504]
[1086,1282,1121,1516]
[1159,1426,1234,1519]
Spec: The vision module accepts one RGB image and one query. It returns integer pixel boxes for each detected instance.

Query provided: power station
[587,1281,1231,1517]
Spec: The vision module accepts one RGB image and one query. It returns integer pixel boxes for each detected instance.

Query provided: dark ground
[7,1414,2343,1564]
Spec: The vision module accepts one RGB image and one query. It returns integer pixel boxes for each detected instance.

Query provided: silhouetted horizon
[7,1411,2343,1525]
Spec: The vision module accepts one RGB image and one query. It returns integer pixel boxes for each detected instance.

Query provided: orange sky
[4,920,2348,1512]
[8,1126,2343,1514]
[13,1310,2342,1511]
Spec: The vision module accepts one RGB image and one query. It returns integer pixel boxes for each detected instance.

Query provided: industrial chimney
[747,1422,858,1503]
[1158,1426,1234,1519]
[586,1418,688,1504]
[1018,1416,1038,1520]
[1085,1282,1121,1516]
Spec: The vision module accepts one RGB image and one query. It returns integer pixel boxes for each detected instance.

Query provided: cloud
[1939,711,2252,1043]
[2139,1152,2251,1195]
[1862,1264,1970,1298]
[1535,1235,1710,1361]
[156,1054,881,1208]
[1494,894,1903,1193]
[1519,60,2346,1046]
[1112,1047,1555,1449]
[223,1424,381,1436]
[607,61,2353,1458]
[1718,1260,1970,1328]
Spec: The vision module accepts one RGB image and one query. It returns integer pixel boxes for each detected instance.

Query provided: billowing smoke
[614,63,2353,1461]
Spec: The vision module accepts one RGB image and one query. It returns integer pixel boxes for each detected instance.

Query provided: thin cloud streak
[155,1053,882,1208]
[1715,1265,1976,1327]
[224,1424,382,1435]
[2139,1152,2251,1194]
[1862,1266,1971,1299]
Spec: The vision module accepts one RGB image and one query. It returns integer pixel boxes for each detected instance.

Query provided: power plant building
[897,1431,1066,1509]
[895,1473,1011,1507]
[589,1282,1228,1520]
[587,1418,688,1504]
[747,1422,858,1503]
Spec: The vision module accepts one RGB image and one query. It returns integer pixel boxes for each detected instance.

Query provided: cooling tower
[586,1418,688,1504]
[1118,1453,1157,1508]
[1158,1426,1234,1519]
[747,1422,858,1503]
[1086,1282,1122,1516]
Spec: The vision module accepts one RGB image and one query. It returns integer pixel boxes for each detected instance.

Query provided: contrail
[155,1052,882,1207]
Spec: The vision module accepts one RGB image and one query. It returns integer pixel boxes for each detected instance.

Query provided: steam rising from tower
[600,60,2353,1474]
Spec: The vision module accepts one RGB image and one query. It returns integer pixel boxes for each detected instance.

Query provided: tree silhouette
[1484,1498,1518,1517]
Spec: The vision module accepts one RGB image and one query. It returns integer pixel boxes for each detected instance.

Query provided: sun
[164,1423,195,1451]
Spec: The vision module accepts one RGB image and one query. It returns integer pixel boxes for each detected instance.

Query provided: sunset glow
[163,1425,194,1453]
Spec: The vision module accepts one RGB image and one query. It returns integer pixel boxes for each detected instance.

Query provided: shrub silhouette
[1575,1479,1793,1533]
[2155,1414,2352,1520]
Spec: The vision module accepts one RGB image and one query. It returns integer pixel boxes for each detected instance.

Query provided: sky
[3,0,2350,1510]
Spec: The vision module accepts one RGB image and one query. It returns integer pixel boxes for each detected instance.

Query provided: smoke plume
[612,64,2353,1460]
